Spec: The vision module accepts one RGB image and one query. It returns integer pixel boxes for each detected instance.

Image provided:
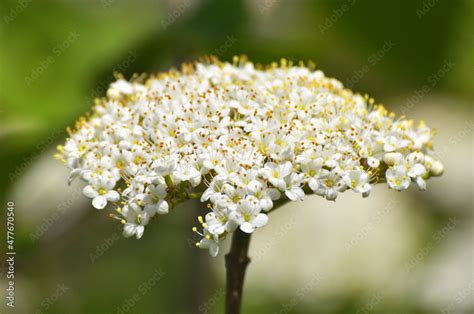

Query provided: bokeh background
[0,0,473,313]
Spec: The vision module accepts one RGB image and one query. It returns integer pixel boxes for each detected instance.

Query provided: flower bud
[430,160,444,177]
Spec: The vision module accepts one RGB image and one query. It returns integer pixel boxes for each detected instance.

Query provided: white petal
[286,188,305,201]
[229,212,244,226]
[201,188,214,202]
[157,200,169,215]
[342,175,352,188]
[92,195,107,209]
[252,213,268,228]
[123,223,136,237]
[83,185,98,198]
[258,168,271,179]
[325,159,337,168]
[68,169,81,185]
[384,144,395,152]
[416,177,426,191]
[190,175,202,187]
[308,178,319,192]
[106,190,120,202]
[135,226,145,239]
[144,204,157,216]
[240,222,255,234]
[104,178,116,190]
[209,243,219,257]
[199,238,210,249]
[202,159,214,170]
[325,189,338,201]
[260,198,273,211]
[247,180,261,193]
[155,184,167,198]
[409,164,426,177]
[359,183,372,194]
[209,224,225,235]
[271,178,286,190]
[267,188,281,200]
[281,162,293,176]
[225,220,239,233]
[401,178,411,189]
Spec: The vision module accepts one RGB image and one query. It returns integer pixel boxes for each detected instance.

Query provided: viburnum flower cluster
[57,57,444,256]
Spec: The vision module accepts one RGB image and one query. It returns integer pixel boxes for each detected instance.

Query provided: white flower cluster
[57,57,444,256]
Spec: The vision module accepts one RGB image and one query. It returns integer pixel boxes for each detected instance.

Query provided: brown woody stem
[225,229,251,314]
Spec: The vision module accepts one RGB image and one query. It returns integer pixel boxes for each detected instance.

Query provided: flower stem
[225,229,251,314]
[187,192,202,199]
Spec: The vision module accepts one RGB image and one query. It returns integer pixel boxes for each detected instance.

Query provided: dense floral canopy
[57,57,443,256]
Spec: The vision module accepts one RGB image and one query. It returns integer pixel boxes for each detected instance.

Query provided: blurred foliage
[0,0,472,313]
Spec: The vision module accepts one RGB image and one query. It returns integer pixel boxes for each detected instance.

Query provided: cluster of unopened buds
[57,56,444,256]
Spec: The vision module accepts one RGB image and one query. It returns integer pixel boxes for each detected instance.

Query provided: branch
[225,230,251,314]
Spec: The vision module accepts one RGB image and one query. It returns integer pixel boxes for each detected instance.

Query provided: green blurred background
[0,0,473,313]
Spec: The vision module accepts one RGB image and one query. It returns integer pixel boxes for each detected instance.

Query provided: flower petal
[209,243,219,257]
[83,185,98,198]
[308,178,319,192]
[252,213,268,228]
[157,200,169,215]
[135,226,145,239]
[325,189,338,201]
[286,188,305,201]
[123,223,136,237]
[92,195,107,209]
[106,190,120,202]
[240,222,255,234]
[409,164,426,177]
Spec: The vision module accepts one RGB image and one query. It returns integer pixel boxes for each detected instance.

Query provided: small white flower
[259,161,292,190]
[83,174,119,209]
[247,179,281,211]
[205,211,238,235]
[386,166,411,190]
[230,198,268,234]
[143,184,169,215]
[343,170,371,195]
[121,203,150,239]
[309,170,345,201]
[173,163,202,187]
[152,157,176,176]
[198,229,220,257]
[123,223,145,239]
[405,153,427,178]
